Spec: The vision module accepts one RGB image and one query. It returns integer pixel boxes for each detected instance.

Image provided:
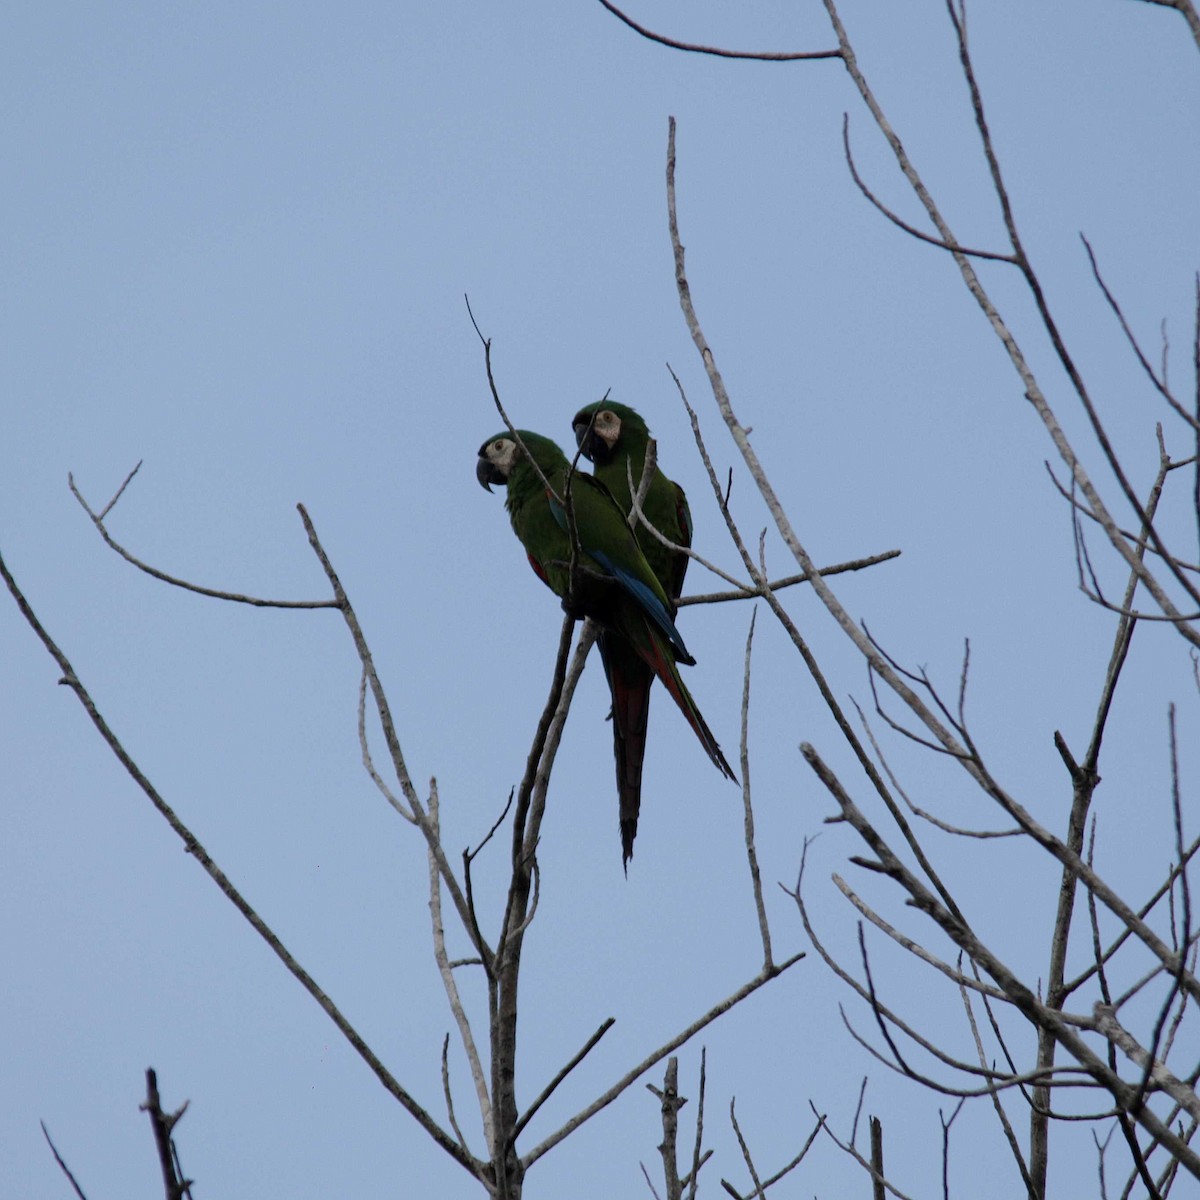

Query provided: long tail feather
[629,620,737,782]
[598,633,654,869]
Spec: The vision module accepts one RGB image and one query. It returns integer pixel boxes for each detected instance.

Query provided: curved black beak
[573,419,596,461]
[476,455,504,491]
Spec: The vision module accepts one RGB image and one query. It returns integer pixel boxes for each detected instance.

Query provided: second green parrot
[571,401,697,866]
[572,401,692,608]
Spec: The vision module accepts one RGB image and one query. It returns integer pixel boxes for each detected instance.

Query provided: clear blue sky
[3,2,1198,1196]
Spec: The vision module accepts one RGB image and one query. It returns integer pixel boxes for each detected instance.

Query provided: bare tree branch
[0,544,485,1181]
[40,1122,90,1200]
[140,1069,193,1200]
[68,467,337,608]
[676,548,901,607]
[595,0,841,61]
[522,954,804,1170]
[1133,0,1200,54]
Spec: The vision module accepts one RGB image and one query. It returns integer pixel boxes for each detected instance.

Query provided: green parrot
[571,401,696,866]
[572,401,692,609]
[476,430,735,865]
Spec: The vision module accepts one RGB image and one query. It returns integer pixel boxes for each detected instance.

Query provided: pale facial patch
[483,437,520,478]
[593,409,622,450]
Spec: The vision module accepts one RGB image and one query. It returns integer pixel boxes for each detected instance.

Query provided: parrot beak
[574,419,596,460]
[476,455,504,491]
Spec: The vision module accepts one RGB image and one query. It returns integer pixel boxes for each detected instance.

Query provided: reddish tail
[598,633,654,868]
[631,620,737,783]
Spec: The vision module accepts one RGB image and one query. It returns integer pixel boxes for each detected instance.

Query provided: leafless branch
[817,1101,917,1200]
[738,608,772,967]
[68,467,337,608]
[40,1123,90,1200]
[595,0,840,61]
[800,742,1200,1176]
[956,968,1034,1191]
[677,548,901,606]
[853,701,1019,838]
[0,544,485,1181]
[465,295,564,509]
[358,668,413,821]
[721,1108,825,1199]
[428,780,491,1153]
[841,115,1016,263]
[1132,0,1200,54]
[140,1069,193,1200]
[1082,236,1199,432]
[441,1036,471,1158]
[647,1058,686,1199]
[626,436,659,531]
[298,504,483,960]
[684,1049,709,1200]
[514,1018,616,1141]
[522,953,804,1170]
[728,1098,766,1199]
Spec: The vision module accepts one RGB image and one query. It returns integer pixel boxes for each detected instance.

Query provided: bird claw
[560,595,588,620]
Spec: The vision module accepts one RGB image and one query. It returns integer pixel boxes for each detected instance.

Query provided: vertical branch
[1032,454,1168,1196]
[869,1116,885,1200]
[427,780,492,1155]
[491,617,596,1197]
[140,1069,192,1200]
[1193,274,1200,560]
[685,1049,709,1200]
[738,607,772,968]
[649,1058,686,1200]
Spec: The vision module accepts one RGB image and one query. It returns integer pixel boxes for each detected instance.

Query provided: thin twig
[595,0,840,61]
[513,1018,617,1140]
[677,548,901,606]
[685,1049,709,1200]
[522,954,804,1169]
[739,608,772,968]
[68,469,337,608]
[428,780,491,1152]
[40,1123,90,1200]
[842,115,1016,264]
[729,1098,766,1199]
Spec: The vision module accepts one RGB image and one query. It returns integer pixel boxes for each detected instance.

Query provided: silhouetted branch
[677,548,901,606]
[140,1069,193,1200]
[68,466,337,608]
[596,0,840,61]
[40,1122,90,1200]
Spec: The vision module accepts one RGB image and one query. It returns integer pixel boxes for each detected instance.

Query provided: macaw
[477,430,734,865]
[571,402,697,867]
[572,401,692,609]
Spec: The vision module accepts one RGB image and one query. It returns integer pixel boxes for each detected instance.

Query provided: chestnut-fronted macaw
[572,402,697,866]
[572,401,692,609]
[477,430,734,865]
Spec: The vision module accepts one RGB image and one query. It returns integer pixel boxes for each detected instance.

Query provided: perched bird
[572,402,696,865]
[477,430,734,865]
[572,401,692,609]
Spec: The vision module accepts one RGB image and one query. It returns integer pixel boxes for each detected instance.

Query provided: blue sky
[3,2,1199,1196]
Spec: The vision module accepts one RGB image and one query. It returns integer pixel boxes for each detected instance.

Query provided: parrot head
[476,434,520,491]
[477,430,568,491]
[573,401,647,465]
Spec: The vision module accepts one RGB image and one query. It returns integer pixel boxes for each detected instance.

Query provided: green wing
[573,401,692,608]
